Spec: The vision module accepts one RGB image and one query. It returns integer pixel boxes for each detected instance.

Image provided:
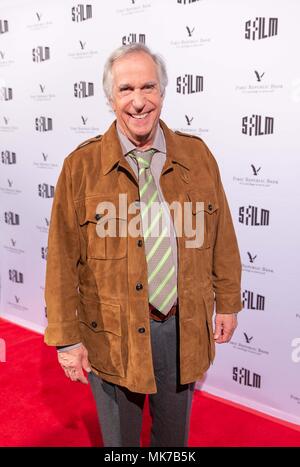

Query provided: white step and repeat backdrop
[1,0,300,426]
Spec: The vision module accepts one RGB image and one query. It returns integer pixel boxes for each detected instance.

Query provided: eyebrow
[118,81,158,91]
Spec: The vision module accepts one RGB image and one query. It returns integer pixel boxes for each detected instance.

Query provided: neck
[117,123,158,151]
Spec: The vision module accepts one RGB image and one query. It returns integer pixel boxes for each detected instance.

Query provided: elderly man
[44,43,242,447]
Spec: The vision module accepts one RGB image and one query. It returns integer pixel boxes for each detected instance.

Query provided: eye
[119,86,132,95]
[143,84,156,92]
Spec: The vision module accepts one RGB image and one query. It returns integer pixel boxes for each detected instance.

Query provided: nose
[132,90,146,110]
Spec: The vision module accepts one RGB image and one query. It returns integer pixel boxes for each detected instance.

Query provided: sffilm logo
[38,183,54,198]
[71,4,92,22]
[242,290,265,311]
[122,34,146,45]
[0,87,13,101]
[35,116,53,132]
[0,20,9,34]
[239,206,270,226]
[32,46,50,62]
[1,151,16,164]
[177,75,203,94]
[9,269,24,284]
[242,115,274,136]
[245,17,278,41]
[233,366,261,388]
[74,81,94,98]
[4,211,20,225]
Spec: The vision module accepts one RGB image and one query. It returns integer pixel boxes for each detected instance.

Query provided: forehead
[112,52,159,84]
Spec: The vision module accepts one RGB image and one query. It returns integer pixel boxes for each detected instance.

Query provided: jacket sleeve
[44,158,82,345]
[206,145,242,314]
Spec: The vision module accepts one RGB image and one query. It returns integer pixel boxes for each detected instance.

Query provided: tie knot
[130,149,156,170]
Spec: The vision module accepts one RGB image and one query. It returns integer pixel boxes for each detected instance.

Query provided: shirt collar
[116,123,166,156]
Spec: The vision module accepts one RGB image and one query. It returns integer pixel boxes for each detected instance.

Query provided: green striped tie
[130,149,177,315]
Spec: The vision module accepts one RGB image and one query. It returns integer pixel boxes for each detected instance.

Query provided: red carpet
[0,317,299,447]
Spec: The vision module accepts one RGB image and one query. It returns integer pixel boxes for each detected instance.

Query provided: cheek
[153,96,163,111]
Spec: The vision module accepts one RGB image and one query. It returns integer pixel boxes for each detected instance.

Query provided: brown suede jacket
[44,120,242,393]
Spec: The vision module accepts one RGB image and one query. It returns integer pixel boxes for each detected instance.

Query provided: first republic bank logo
[245,17,278,41]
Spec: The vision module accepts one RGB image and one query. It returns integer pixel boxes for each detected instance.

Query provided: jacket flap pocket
[79,298,121,336]
[187,191,219,215]
[76,195,123,226]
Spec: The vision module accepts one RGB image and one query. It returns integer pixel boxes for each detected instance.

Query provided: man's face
[110,51,163,149]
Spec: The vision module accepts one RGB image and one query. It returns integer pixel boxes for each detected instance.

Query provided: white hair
[102,43,168,101]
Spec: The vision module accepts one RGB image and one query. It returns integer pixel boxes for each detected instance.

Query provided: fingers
[71,368,88,384]
[61,365,89,384]
[57,345,91,384]
[82,355,92,373]
[214,314,238,344]
[215,327,235,344]
[213,322,222,341]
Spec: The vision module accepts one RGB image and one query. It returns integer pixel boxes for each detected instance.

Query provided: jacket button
[136,282,143,291]
[91,321,97,328]
[208,204,213,211]
[138,327,145,334]
[137,239,143,247]
[95,213,102,221]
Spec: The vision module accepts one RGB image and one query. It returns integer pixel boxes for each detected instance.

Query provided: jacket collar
[101,119,191,176]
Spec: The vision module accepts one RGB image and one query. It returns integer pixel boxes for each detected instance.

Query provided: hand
[213,313,238,344]
[57,344,91,384]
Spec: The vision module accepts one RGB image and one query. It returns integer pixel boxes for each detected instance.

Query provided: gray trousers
[88,315,195,447]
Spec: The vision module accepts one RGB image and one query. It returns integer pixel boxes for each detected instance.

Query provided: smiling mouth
[130,112,150,120]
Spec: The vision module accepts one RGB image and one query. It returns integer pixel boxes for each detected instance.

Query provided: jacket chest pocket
[186,191,219,250]
[76,195,128,259]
